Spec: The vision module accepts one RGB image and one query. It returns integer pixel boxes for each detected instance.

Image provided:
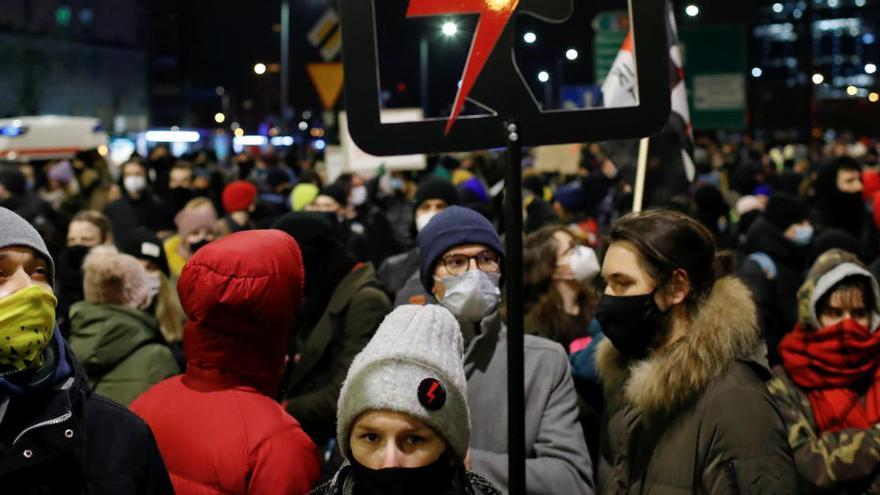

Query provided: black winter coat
[0,345,173,494]
[737,216,806,365]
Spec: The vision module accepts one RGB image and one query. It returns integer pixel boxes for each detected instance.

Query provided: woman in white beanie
[313,305,500,495]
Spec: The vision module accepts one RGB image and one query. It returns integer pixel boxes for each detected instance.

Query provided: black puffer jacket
[0,334,173,494]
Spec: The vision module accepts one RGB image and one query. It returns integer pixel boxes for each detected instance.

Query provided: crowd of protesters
[0,132,879,493]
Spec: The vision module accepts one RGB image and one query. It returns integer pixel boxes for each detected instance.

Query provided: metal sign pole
[504,121,526,495]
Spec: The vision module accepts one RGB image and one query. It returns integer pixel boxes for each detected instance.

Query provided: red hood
[178,230,303,394]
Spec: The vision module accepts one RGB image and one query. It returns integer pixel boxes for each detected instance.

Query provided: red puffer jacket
[131,230,320,495]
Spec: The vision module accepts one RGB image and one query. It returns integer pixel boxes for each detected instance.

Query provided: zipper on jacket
[12,411,73,446]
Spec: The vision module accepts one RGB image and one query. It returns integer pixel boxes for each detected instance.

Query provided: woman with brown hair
[523,225,600,352]
[596,209,796,493]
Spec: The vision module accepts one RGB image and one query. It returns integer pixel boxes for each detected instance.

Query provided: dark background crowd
[2,130,880,493]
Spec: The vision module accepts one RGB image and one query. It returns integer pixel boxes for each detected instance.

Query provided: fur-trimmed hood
[597,276,765,418]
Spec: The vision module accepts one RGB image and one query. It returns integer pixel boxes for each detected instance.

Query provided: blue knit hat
[417,206,504,294]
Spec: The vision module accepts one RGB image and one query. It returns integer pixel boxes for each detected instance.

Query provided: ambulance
[0,116,109,162]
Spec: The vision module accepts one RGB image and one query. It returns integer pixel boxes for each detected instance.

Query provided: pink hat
[175,207,218,240]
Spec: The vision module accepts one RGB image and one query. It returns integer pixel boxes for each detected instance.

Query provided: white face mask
[141,273,162,310]
[123,175,147,195]
[350,185,368,206]
[415,212,438,232]
[437,271,501,323]
[568,246,600,283]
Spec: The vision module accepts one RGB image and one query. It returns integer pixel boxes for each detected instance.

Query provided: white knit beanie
[82,245,152,310]
[336,305,470,461]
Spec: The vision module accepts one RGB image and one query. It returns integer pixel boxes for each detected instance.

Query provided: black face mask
[189,240,211,254]
[349,454,452,495]
[596,287,670,359]
[167,187,194,212]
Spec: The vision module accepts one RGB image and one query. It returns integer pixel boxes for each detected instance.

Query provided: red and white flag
[602,2,696,181]
[601,32,638,108]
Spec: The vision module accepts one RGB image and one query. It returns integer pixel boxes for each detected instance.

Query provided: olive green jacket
[597,277,798,494]
[283,264,391,446]
[68,301,180,406]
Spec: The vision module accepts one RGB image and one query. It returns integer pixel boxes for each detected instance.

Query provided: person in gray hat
[417,206,594,495]
[0,207,173,493]
[313,304,500,495]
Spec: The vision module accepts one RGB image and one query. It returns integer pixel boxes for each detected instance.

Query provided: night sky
[167,0,758,127]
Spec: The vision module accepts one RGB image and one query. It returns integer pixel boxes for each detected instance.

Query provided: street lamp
[866,63,878,75]
[254,63,267,75]
[524,32,537,44]
[538,71,550,83]
[442,21,458,37]
[811,73,825,85]
[751,67,763,78]
[565,49,579,61]
[685,4,699,17]
[214,112,226,124]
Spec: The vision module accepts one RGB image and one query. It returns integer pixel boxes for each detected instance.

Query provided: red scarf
[779,319,880,433]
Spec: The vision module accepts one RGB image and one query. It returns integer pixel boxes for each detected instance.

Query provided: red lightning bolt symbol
[407,0,520,135]
[426,381,440,404]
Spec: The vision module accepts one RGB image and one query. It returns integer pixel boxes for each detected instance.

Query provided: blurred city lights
[847,86,859,96]
[524,32,537,44]
[537,71,550,83]
[233,135,268,146]
[145,130,200,143]
[866,63,878,75]
[856,0,867,5]
[442,21,458,37]
[565,49,579,61]
[685,5,700,17]
[214,112,226,124]
[253,63,267,75]
[751,67,763,78]
[298,121,309,131]
[870,92,880,103]
[811,73,825,85]
[827,0,839,8]
[314,139,327,150]
[234,128,245,137]
[772,3,784,13]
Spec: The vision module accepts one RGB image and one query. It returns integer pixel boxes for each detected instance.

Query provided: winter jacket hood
[69,302,163,375]
[745,216,800,262]
[179,230,304,395]
[796,248,880,331]
[597,276,766,419]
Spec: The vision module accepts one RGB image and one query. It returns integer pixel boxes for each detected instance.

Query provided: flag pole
[632,137,650,213]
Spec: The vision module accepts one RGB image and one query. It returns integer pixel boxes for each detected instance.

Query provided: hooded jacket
[131,230,321,495]
[68,301,179,406]
[767,249,880,494]
[597,277,797,494]
[0,330,173,494]
[738,215,807,364]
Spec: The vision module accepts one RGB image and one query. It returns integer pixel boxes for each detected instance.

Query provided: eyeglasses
[441,251,501,275]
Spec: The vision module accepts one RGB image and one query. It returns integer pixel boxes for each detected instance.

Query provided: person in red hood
[131,230,321,494]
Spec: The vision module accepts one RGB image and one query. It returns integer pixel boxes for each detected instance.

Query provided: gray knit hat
[337,305,470,461]
[0,207,55,285]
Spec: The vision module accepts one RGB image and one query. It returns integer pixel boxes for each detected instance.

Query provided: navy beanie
[417,206,504,294]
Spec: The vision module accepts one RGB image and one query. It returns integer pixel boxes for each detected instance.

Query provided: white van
[0,116,109,162]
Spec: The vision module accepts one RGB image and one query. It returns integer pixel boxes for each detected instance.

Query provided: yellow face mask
[0,285,57,372]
